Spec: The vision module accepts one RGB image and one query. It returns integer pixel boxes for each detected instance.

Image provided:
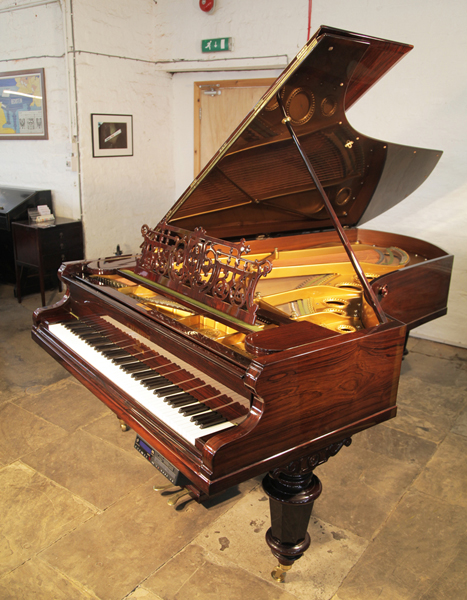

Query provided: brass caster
[119,419,130,432]
[153,483,175,492]
[167,488,191,507]
[271,564,293,583]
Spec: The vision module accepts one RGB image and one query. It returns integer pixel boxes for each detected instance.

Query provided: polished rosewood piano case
[32,26,452,580]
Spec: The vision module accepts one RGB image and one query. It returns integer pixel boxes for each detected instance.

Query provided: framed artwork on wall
[91,114,133,157]
[0,68,48,140]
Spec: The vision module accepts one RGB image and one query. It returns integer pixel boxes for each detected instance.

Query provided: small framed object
[91,114,133,157]
[0,68,48,140]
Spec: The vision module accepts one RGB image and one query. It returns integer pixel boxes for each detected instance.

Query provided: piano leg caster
[271,563,293,583]
[118,419,130,432]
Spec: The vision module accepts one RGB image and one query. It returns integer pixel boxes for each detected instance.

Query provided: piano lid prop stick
[276,92,388,325]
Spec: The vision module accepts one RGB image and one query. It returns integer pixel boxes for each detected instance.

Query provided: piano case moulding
[32,25,453,582]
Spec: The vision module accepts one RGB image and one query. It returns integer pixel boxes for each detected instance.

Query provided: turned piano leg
[262,438,352,582]
[263,469,321,582]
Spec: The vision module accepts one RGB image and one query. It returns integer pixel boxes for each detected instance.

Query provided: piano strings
[85,239,420,347]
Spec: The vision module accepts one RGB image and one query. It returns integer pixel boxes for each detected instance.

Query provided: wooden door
[194,78,274,175]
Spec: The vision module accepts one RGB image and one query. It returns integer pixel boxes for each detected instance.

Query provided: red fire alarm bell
[199,0,215,13]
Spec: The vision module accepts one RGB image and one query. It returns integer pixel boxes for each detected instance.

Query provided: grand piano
[32,26,452,582]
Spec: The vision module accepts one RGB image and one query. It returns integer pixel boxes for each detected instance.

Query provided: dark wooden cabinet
[12,218,83,306]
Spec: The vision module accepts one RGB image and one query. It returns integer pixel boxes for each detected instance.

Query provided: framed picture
[0,68,48,140]
[91,114,133,157]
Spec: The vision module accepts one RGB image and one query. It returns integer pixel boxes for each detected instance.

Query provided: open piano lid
[128,26,443,329]
[164,26,442,240]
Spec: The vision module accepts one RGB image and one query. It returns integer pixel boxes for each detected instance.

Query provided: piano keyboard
[49,315,247,445]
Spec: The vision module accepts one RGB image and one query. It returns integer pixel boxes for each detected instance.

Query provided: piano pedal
[152,484,192,508]
[271,564,293,583]
[153,482,176,492]
[167,488,191,507]
[118,419,130,432]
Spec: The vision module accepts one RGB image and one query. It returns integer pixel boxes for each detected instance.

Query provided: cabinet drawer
[39,223,82,253]
[42,246,83,270]
[39,229,63,253]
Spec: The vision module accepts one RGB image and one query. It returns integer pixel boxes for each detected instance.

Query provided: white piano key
[103,316,248,407]
[49,322,235,444]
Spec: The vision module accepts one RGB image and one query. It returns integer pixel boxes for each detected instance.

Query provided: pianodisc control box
[135,435,189,486]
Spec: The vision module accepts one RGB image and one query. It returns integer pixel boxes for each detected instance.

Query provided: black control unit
[134,436,190,486]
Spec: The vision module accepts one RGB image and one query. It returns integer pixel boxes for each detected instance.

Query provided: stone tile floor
[0,283,466,599]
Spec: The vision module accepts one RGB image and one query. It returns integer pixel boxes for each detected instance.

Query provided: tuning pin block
[271,564,293,583]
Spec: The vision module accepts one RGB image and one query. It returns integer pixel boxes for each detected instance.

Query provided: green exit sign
[201,37,232,53]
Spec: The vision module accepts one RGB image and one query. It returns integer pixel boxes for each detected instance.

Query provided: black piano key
[164,394,200,408]
[64,322,92,330]
[131,371,160,381]
[192,411,215,423]
[65,326,92,333]
[97,344,120,353]
[195,413,228,428]
[180,404,210,416]
[114,358,141,368]
[146,379,175,391]
[130,370,155,381]
[98,348,126,360]
[68,324,104,334]
[150,381,179,398]
[77,330,109,340]
[166,394,198,407]
[82,331,108,338]
[154,385,183,397]
[198,418,229,429]
[121,363,150,374]
[69,327,96,336]
[94,339,115,346]
[101,348,128,357]
[163,391,194,402]
[113,355,141,365]
[196,419,228,430]
[140,378,166,388]
[80,333,106,341]
[93,341,118,349]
